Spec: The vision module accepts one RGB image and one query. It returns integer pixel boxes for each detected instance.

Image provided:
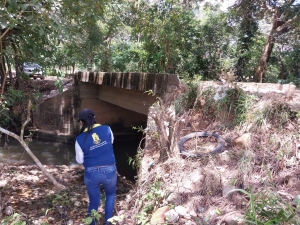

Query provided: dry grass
[120,83,300,224]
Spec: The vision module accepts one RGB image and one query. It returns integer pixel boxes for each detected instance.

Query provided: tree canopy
[0,0,300,90]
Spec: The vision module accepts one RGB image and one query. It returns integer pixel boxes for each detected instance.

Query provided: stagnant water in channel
[0,136,139,181]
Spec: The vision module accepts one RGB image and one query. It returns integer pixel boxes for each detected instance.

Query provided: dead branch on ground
[0,100,65,190]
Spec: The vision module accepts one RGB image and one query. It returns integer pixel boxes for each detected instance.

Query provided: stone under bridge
[33,72,180,143]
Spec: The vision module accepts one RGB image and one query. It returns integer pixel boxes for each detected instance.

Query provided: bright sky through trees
[200,0,236,11]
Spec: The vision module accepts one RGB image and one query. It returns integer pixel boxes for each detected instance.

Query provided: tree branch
[0,28,11,41]
[0,9,24,40]
[0,100,65,190]
[276,14,299,33]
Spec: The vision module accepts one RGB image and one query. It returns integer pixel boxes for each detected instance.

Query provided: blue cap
[78,108,95,122]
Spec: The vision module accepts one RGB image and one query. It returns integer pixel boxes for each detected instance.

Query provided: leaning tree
[232,0,300,83]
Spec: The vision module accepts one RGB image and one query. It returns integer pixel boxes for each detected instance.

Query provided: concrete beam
[76,72,180,96]
[98,85,157,115]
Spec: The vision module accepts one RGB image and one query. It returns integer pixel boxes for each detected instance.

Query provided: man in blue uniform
[75,108,117,225]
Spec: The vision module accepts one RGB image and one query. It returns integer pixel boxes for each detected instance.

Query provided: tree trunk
[252,4,298,83]
[253,34,276,82]
[253,10,282,83]
[152,111,170,162]
[150,99,171,162]
[0,41,7,95]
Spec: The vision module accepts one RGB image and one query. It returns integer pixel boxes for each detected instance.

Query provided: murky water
[0,137,76,166]
[0,136,139,181]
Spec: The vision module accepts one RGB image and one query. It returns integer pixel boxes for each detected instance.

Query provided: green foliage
[136,211,150,225]
[144,90,156,96]
[230,188,298,225]
[127,147,143,171]
[1,213,26,225]
[111,41,148,72]
[0,87,24,128]
[229,1,259,81]
[52,69,66,93]
[143,180,163,213]
[174,80,199,114]
[216,87,255,126]
[51,193,70,206]
[1,0,299,87]
[279,42,300,87]
[129,126,145,170]
[132,125,146,133]
[0,0,66,78]
[5,87,23,106]
[82,209,101,225]
[127,154,137,169]
[135,178,165,224]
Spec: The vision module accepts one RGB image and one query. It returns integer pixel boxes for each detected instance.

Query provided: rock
[57,205,64,215]
[184,214,191,220]
[74,201,81,207]
[0,180,8,187]
[164,209,179,223]
[67,220,74,225]
[175,205,188,217]
[5,206,13,215]
[150,206,170,225]
[118,210,126,215]
[287,176,298,187]
[222,212,244,225]
[185,220,197,225]
[178,217,186,224]
[292,195,300,206]
[191,169,205,182]
[293,195,300,212]
[234,133,251,148]
[223,185,236,197]
[166,193,181,205]
[29,170,39,175]
[48,217,55,222]
[196,205,205,213]
[189,209,197,217]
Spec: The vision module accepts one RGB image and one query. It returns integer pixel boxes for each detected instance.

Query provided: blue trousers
[84,164,117,225]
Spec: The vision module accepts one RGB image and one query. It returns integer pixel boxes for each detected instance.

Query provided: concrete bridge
[33,72,180,143]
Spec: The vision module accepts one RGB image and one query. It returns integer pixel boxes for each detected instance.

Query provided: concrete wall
[33,87,79,143]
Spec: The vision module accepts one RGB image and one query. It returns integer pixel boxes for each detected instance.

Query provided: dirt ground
[0,164,134,224]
